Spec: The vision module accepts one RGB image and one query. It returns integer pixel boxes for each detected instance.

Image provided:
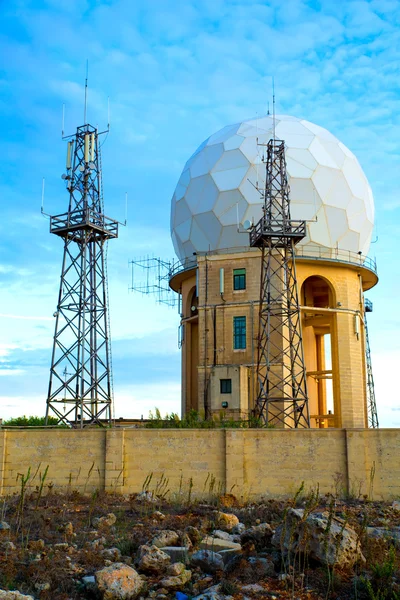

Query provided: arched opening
[301,276,337,428]
[184,286,199,413]
[186,287,198,318]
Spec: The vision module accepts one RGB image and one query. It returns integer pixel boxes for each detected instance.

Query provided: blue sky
[0,0,399,425]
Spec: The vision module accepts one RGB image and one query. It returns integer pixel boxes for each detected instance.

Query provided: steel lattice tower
[364,299,379,428]
[45,124,118,428]
[250,139,310,428]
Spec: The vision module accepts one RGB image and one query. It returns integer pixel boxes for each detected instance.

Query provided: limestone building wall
[171,250,378,429]
[0,428,398,500]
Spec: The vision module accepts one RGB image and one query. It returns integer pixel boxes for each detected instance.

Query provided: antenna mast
[272,77,276,141]
[45,112,118,427]
[250,133,310,428]
[364,299,379,428]
[84,60,88,125]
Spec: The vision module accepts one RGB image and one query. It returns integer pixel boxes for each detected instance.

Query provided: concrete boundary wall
[0,428,398,500]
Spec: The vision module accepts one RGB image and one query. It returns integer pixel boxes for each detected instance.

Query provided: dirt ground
[0,488,399,599]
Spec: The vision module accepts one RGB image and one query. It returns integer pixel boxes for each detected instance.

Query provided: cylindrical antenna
[107,97,110,131]
[66,140,74,169]
[62,104,65,138]
[84,59,88,125]
[125,192,128,225]
[90,133,95,162]
[255,111,259,186]
[41,178,45,213]
[219,268,225,295]
[84,134,89,162]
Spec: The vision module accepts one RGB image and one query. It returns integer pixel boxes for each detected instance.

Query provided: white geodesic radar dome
[170,115,374,262]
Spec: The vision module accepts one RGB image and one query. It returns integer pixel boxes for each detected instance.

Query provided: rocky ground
[0,488,399,599]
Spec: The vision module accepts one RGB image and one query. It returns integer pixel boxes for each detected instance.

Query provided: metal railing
[50,207,118,238]
[294,246,377,274]
[168,244,378,281]
[250,218,306,247]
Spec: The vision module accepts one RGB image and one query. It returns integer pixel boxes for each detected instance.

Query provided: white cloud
[0,369,25,377]
[0,0,399,425]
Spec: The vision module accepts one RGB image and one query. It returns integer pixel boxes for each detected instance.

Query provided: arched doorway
[184,286,199,413]
[301,276,337,428]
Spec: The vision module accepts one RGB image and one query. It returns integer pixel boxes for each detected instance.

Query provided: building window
[233,316,246,349]
[220,379,232,394]
[233,268,246,290]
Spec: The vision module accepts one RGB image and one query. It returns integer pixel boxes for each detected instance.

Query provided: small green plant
[362,547,399,600]
[323,498,348,598]
[187,477,194,505]
[368,461,376,501]
[144,407,273,429]
[278,482,322,595]
[115,536,138,557]
[88,489,99,527]
[83,461,95,494]
[16,467,31,532]
[220,579,238,595]
[2,415,68,427]
[154,472,170,501]
[34,465,49,510]
[141,472,153,493]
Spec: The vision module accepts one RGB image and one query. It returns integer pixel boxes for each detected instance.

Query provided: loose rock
[136,491,157,503]
[200,536,241,553]
[2,541,16,551]
[152,510,166,521]
[82,575,96,587]
[231,522,246,535]
[159,546,190,564]
[159,562,191,590]
[272,508,365,567]
[95,562,144,599]
[224,555,275,581]
[0,593,35,600]
[102,547,122,561]
[152,530,180,548]
[366,526,400,548]
[138,544,171,573]
[185,526,202,545]
[240,523,274,552]
[192,584,232,600]
[191,549,224,573]
[34,582,50,592]
[211,530,234,541]
[216,512,239,532]
[241,583,266,593]
[91,537,107,549]
[93,513,117,528]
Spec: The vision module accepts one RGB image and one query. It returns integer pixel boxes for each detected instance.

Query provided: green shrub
[145,408,268,429]
[2,415,68,427]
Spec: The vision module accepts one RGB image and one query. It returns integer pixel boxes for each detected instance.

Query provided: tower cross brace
[45,124,118,428]
[364,299,379,428]
[250,138,310,428]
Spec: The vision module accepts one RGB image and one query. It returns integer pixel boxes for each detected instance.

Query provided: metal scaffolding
[250,138,310,428]
[364,298,379,428]
[45,123,118,427]
[129,257,179,307]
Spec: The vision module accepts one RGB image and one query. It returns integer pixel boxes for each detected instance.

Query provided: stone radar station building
[169,115,378,429]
